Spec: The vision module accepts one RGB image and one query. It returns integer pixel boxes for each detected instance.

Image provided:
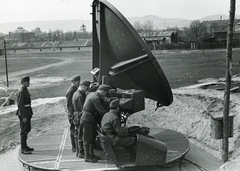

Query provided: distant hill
[0,15,191,35]
[0,14,238,35]
[0,20,92,35]
[128,15,191,29]
[200,14,240,21]
[200,14,229,21]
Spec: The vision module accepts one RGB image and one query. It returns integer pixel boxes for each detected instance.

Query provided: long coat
[101,110,135,147]
[81,92,107,123]
[80,92,108,144]
[16,86,33,118]
[66,85,78,118]
[72,90,86,124]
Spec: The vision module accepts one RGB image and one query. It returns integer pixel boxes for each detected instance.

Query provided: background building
[8,27,35,42]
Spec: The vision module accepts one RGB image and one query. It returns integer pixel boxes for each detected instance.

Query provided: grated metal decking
[18,128,190,171]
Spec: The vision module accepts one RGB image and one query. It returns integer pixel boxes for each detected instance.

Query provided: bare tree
[143,20,154,37]
[183,20,207,42]
[52,29,64,41]
[209,23,219,33]
[133,20,154,37]
[133,21,144,36]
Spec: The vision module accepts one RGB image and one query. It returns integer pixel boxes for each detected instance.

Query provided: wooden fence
[148,40,240,50]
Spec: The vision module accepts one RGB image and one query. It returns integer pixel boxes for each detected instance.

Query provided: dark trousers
[80,120,98,159]
[74,123,84,155]
[116,136,136,147]
[69,118,76,149]
[18,115,31,149]
[68,118,75,136]
[80,120,96,144]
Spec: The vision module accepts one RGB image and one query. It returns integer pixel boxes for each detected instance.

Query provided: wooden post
[222,0,235,163]
[92,0,100,82]
[4,40,9,87]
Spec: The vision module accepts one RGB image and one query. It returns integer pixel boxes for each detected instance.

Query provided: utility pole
[222,0,235,163]
[4,40,9,87]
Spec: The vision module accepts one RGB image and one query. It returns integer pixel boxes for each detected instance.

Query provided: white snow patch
[0,77,68,90]
[0,96,65,115]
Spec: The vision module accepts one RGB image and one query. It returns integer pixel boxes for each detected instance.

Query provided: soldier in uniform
[16,76,34,155]
[66,75,80,152]
[80,84,110,163]
[101,99,136,148]
[72,80,90,158]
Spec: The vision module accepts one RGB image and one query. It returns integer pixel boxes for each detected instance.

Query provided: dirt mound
[0,97,68,154]
[1,85,240,170]
[128,86,240,171]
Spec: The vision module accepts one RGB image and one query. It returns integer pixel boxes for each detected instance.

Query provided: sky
[0,0,240,24]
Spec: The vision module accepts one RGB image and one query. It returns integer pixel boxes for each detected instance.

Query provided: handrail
[0,91,15,108]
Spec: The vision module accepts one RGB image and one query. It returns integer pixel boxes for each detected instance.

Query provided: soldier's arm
[66,90,74,114]
[66,90,72,107]
[92,97,107,116]
[17,91,28,118]
[77,96,85,112]
[112,118,129,137]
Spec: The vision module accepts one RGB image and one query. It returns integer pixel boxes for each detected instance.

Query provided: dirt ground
[1,49,240,171]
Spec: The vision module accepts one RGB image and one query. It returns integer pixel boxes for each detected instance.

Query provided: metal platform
[18,128,190,171]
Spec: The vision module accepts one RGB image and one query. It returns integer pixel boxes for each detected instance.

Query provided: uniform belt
[83,110,93,116]
[24,104,31,107]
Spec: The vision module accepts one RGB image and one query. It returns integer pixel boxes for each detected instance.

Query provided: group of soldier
[16,75,139,163]
[65,75,139,163]
[66,75,108,163]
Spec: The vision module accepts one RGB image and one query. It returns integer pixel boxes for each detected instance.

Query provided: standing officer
[16,76,34,155]
[66,75,80,152]
[72,80,90,158]
[80,84,110,163]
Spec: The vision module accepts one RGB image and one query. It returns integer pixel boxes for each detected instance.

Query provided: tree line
[132,19,229,43]
[34,29,92,42]
[32,20,227,43]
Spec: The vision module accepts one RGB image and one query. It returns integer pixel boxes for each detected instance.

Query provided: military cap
[98,84,111,91]
[89,82,99,92]
[21,76,30,83]
[71,75,81,82]
[109,99,119,109]
[80,80,90,87]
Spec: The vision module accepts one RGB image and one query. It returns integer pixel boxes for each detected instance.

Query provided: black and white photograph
[0,0,240,170]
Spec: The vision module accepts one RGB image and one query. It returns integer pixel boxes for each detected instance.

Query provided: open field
[156,49,240,88]
[1,49,240,99]
[0,52,92,99]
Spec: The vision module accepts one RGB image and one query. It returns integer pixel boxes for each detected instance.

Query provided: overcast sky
[0,0,239,23]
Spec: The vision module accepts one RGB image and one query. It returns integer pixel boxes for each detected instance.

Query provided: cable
[183,158,210,171]
[0,91,15,109]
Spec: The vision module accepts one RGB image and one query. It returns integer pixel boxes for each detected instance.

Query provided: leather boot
[70,134,76,152]
[75,135,79,157]
[25,135,34,151]
[21,135,31,155]
[84,143,97,163]
[89,144,101,160]
[78,140,84,158]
